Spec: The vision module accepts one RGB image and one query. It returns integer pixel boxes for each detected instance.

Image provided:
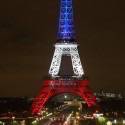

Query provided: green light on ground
[98,116,106,125]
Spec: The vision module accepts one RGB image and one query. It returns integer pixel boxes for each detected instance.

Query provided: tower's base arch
[31,79,96,115]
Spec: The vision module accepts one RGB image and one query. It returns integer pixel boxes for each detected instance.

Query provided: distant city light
[123,120,125,124]
[107,121,112,125]
[64,95,68,99]
[93,113,104,118]
[114,119,117,124]
[97,116,106,124]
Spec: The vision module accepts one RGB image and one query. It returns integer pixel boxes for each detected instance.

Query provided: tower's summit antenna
[57,0,75,42]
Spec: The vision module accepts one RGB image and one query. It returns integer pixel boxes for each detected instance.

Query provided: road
[38,105,84,125]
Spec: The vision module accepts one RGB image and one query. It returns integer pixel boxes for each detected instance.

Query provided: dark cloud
[0,0,125,96]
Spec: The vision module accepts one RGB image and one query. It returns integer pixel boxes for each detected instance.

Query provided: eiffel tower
[32,0,96,115]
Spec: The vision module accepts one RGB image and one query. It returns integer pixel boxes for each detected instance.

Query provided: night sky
[0,0,125,97]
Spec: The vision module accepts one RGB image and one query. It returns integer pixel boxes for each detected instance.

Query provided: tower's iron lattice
[32,0,96,115]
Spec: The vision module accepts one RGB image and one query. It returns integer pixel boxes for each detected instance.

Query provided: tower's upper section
[49,0,84,78]
[57,0,75,42]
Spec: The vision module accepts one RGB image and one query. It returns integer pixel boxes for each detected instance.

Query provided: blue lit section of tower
[57,0,75,42]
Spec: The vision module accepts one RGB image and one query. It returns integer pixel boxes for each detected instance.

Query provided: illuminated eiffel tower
[32,0,96,115]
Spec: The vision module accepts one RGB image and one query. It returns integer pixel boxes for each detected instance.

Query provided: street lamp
[64,95,68,99]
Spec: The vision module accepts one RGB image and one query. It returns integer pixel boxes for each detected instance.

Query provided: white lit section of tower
[49,0,84,78]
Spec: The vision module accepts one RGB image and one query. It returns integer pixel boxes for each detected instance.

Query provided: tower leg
[81,89,96,107]
[70,48,84,76]
[32,81,54,115]
[49,47,62,77]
